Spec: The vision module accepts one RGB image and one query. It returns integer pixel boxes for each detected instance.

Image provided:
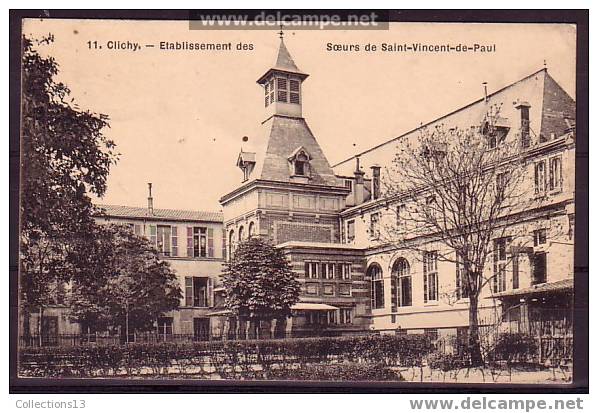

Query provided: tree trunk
[274,317,287,339]
[22,308,31,346]
[468,294,483,366]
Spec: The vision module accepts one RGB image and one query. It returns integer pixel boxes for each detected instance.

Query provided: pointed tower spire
[257,32,309,120]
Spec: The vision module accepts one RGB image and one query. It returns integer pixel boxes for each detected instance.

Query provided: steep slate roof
[332,69,575,177]
[249,116,345,187]
[257,39,308,84]
[96,204,223,223]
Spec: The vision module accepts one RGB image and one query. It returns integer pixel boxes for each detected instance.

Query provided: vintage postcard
[10,10,587,392]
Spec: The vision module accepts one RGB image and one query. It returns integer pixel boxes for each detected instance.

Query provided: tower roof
[257,39,309,84]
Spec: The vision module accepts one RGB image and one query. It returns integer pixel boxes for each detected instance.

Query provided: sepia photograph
[9,9,588,393]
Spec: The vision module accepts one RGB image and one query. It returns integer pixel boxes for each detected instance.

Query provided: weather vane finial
[278,24,284,40]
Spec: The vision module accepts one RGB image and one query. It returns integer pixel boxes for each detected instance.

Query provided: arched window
[248,222,255,238]
[391,258,412,308]
[238,226,245,242]
[368,263,384,310]
[228,230,235,259]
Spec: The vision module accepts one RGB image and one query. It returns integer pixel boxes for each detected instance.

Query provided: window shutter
[207,278,214,307]
[207,228,214,257]
[149,225,157,247]
[171,226,178,256]
[455,259,461,300]
[187,227,193,257]
[184,277,193,307]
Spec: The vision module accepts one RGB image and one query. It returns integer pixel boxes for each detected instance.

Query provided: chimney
[482,82,488,102]
[354,156,365,205]
[370,164,381,200]
[147,182,154,215]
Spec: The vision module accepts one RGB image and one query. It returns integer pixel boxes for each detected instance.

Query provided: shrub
[491,333,538,364]
[18,333,435,378]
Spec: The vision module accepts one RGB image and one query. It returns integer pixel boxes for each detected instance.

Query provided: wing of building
[221,36,575,341]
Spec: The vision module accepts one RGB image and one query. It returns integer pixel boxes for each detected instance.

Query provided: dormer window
[237,151,256,182]
[288,147,312,178]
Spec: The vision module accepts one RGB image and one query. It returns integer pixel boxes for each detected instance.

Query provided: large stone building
[22,36,575,344]
[220,36,575,340]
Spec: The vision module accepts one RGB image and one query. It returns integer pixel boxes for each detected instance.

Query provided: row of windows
[369,232,549,309]
[535,155,563,195]
[304,262,352,280]
[305,282,352,297]
[304,308,353,325]
[129,224,216,258]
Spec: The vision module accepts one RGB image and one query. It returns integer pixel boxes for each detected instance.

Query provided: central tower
[221,34,349,252]
[257,37,309,120]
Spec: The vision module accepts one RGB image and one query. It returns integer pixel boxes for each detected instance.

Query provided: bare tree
[381,105,532,365]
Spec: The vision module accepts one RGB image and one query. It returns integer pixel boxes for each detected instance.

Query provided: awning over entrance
[490,278,573,299]
[291,303,339,311]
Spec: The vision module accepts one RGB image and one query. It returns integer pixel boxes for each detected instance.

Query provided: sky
[23,20,576,211]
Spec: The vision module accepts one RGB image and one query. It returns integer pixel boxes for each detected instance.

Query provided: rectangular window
[157,317,173,339]
[344,179,353,191]
[534,229,547,246]
[337,263,352,280]
[339,308,353,324]
[339,284,352,297]
[423,251,438,302]
[134,224,142,236]
[322,263,335,280]
[184,276,209,307]
[305,262,319,279]
[305,283,318,295]
[156,225,172,256]
[549,156,562,191]
[149,225,157,247]
[534,160,547,194]
[532,253,547,285]
[187,227,213,258]
[370,213,380,239]
[323,284,334,296]
[493,238,509,293]
[347,220,355,243]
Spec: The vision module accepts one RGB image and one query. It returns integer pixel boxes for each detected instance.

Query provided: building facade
[22,36,576,344]
[220,37,576,340]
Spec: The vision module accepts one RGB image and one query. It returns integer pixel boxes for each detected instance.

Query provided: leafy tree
[69,224,182,340]
[382,106,530,366]
[223,237,301,339]
[19,35,117,340]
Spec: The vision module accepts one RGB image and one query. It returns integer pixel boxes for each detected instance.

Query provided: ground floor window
[369,263,384,309]
[339,308,353,324]
[193,318,210,341]
[157,317,173,340]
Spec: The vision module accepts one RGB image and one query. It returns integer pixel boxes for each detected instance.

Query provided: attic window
[294,153,309,175]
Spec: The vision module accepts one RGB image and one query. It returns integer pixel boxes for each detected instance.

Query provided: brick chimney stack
[147,182,154,215]
[354,156,365,205]
[370,164,381,200]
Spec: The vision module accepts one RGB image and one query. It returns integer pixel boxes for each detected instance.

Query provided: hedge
[19,334,435,379]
